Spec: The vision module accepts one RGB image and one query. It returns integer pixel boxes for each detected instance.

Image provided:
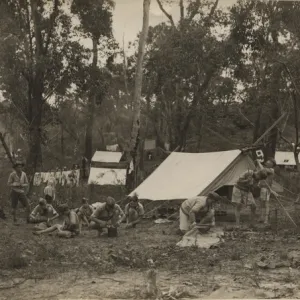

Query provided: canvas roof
[88,168,126,185]
[275,151,298,166]
[130,150,256,201]
[91,151,123,163]
[130,149,283,201]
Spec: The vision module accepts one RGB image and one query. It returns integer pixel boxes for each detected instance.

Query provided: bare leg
[264,201,270,224]
[90,220,106,237]
[12,208,17,223]
[250,204,256,225]
[235,204,242,226]
[33,224,61,235]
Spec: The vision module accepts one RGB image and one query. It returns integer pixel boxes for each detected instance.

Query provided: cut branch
[156,0,175,27]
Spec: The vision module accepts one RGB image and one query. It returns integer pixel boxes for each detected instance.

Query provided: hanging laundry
[33,173,42,186]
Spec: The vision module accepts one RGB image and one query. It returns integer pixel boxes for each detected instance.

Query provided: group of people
[178,157,277,233]
[7,160,145,237]
[7,156,277,238]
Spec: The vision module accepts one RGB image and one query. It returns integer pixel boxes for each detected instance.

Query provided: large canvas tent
[129,150,282,201]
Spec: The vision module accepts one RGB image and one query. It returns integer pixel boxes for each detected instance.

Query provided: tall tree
[71,0,115,161]
[128,0,151,188]
[0,0,85,176]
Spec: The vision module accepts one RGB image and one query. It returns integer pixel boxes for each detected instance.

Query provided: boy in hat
[124,194,144,229]
[33,204,79,238]
[29,197,59,225]
[89,196,125,236]
[8,161,30,224]
[232,169,270,227]
[179,192,224,234]
[77,197,94,232]
[257,158,277,224]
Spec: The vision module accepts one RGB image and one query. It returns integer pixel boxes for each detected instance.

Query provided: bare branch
[156,0,175,27]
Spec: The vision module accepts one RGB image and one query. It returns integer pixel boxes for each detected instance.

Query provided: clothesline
[33,170,80,187]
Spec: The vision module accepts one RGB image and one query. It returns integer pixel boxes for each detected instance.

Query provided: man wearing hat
[256,158,278,224]
[7,161,30,224]
[179,192,225,234]
[29,197,59,225]
[124,194,144,229]
[89,196,125,236]
[232,168,269,226]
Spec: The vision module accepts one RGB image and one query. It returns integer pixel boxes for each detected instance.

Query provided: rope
[267,182,297,227]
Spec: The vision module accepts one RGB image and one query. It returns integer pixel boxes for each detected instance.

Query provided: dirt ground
[1,209,300,300]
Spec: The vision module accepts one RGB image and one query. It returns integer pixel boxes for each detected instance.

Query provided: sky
[112,0,238,48]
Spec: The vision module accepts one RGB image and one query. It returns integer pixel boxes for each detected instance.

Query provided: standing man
[124,195,144,229]
[232,169,269,227]
[8,161,30,224]
[89,196,125,236]
[179,192,224,234]
[257,158,277,224]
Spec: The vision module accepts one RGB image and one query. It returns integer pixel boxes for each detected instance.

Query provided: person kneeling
[180,192,224,234]
[89,197,125,237]
[33,204,79,238]
[77,197,94,233]
[29,198,59,227]
[124,195,144,229]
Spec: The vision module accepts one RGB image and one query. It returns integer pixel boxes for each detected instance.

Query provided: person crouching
[29,197,59,226]
[89,196,125,237]
[33,204,80,238]
[124,195,144,229]
[77,197,94,233]
[180,192,223,234]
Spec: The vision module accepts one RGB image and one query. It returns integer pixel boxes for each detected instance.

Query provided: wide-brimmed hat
[39,198,47,206]
[106,196,116,207]
[13,161,24,168]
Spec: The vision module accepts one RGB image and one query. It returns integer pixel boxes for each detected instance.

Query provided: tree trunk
[61,123,65,166]
[128,0,151,188]
[84,37,98,161]
[196,113,205,152]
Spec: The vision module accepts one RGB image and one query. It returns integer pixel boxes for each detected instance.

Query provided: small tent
[129,149,282,201]
[275,151,298,167]
[88,151,127,186]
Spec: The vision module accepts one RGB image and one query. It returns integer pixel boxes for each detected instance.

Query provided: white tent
[88,168,126,185]
[129,150,282,201]
[91,151,123,163]
[88,151,126,186]
[275,151,298,166]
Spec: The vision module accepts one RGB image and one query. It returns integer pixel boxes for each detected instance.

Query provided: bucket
[107,227,118,237]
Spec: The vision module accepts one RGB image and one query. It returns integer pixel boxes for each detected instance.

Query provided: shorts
[260,187,270,202]
[11,190,29,209]
[232,186,256,206]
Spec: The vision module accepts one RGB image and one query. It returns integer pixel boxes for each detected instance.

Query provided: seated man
[29,198,59,225]
[180,192,224,234]
[33,204,79,238]
[124,195,144,228]
[77,197,94,232]
[89,196,125,237]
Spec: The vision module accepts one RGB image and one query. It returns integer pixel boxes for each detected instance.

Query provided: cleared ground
[1,206,300,300]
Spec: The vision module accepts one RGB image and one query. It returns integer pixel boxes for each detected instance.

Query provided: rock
[256,261,268,269]
[244,263,253,270]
